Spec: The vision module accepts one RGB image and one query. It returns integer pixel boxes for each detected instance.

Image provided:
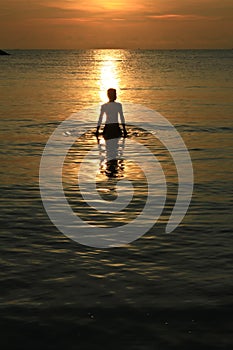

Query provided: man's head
[107,88,117,101]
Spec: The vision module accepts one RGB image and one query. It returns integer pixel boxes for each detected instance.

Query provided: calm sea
[0,50,233,349]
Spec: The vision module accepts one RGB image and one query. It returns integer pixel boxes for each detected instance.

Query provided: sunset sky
[1,0,233,49]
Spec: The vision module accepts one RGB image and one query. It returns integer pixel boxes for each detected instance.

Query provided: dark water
[0,50,233,349]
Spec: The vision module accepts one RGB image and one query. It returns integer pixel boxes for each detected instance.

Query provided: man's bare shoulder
[101,102,122,108]
[114,102,123,109]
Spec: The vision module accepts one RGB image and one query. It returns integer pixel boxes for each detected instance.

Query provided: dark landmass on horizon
[0,49,10,55]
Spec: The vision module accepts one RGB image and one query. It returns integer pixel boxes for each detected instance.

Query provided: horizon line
[3,47,232,51]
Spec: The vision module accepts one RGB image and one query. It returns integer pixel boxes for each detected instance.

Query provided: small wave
[177,125,233,133]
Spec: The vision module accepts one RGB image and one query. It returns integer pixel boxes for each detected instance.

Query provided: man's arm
[96,105,104,136]
[119,104,127,137]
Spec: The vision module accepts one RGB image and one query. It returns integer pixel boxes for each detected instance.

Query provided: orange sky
[1,0,232,49]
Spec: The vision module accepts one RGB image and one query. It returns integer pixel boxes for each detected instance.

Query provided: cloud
[147,14,221,21]
[0,0,232,48]
[1,0,232,23]
[46,0,147,12]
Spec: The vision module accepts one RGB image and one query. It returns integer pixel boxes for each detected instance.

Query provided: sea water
[0,49,233,348]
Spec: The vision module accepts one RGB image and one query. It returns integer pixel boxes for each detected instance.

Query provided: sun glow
[95,0,129,10]
[99,55,120,103]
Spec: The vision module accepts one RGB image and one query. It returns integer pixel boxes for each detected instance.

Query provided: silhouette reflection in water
[97,137,126,178]
[95,88,127,178]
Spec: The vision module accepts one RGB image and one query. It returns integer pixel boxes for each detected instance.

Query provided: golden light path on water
[62,51,125,187]
[99,53,121,103]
